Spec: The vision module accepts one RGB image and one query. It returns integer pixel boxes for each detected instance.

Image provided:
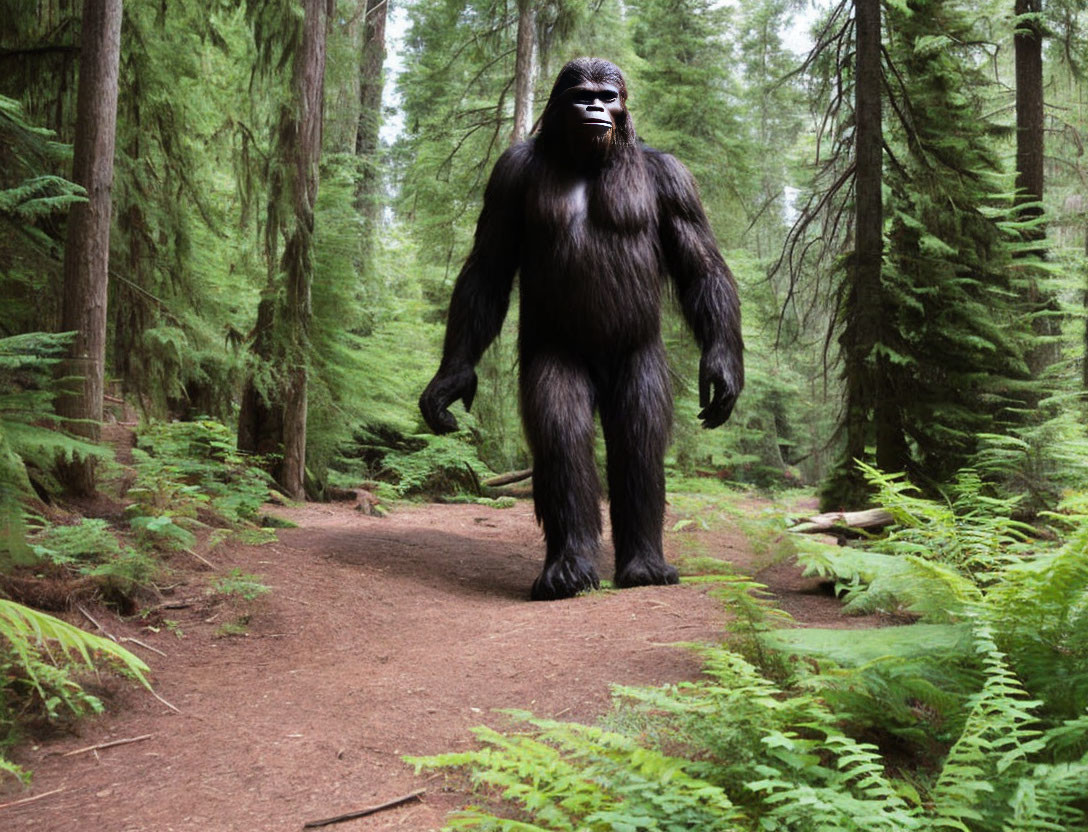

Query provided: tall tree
[238,0,332,499]
[1015,0,1059,379]
[54,0,122,496]
[280,0,332,498]
[512,0,537,143]
[1015,0,1045,218]
[789,0,1033,506]
[844,0,890,477]
[355,0,388,231]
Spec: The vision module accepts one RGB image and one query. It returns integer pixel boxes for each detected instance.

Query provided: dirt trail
[4,497,860,832]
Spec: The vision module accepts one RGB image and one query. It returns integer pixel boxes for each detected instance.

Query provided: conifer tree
[54,0,121,496]
[808,0,1034,506]
[237,0,332,499]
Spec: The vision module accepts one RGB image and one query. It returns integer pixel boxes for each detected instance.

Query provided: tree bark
[511,0,536,143]
[279,0,331,500]
[1015,0,1059,381]
[837,0,888,499]
[55,0,122,496]
[1015,0,1044,221]
[237,0,330,499]
[354,0,388,230]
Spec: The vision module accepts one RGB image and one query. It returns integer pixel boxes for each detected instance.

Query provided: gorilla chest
[524,176,655,262]
[521,176,662,344]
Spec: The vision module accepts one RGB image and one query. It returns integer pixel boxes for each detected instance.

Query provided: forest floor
[2,477,893,832]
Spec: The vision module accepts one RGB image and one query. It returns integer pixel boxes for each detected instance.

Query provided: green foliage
[414,615,1088,832]
[210,568,270,602]
[410,649,924,831]
[131,419,273,526]
[413,464,1088,831]
[379,432,494,498]
[629,0,754,248]
[0,331,105,567]
[0,598,151,781]
[29,517,160,600]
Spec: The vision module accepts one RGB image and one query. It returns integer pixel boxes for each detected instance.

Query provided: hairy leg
[521,351,602,600]
[599,343,678,589]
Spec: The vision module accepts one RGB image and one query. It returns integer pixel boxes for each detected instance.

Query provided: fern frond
[0,600,151,692]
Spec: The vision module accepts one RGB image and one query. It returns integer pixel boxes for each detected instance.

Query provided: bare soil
[3,493,881,832]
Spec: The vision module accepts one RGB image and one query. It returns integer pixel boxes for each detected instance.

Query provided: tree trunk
[1015,0,1044,221]
[237,295,285,482]
[836,0,886,500]
[354,0,388,233]
[1015,0,1058,380]
[511,0,536,143]
[238,0,330,500]
[279,0,331,499]
[54,0,122,496]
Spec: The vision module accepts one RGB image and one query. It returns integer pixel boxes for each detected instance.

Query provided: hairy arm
[419,144,528,434]
[649,150,744,429]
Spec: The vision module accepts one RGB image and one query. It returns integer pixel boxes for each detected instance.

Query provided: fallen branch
[0,786,67,810]
[77,604,117,642]
[60,733,154,758]
[119,636,167,658]
[483,468,532,488]
[150,688,181,714]
[489,484,533,499]
[789,508,893,534]
[184,548,217,570]
[302,789,426,828]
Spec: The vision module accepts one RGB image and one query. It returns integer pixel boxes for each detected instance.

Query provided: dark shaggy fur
[420,58,743,600]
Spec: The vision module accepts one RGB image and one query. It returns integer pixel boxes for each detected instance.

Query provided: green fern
[0,600,150,691]
[0,599,152,781]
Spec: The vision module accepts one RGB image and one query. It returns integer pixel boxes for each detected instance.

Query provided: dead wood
[59,734,154,758]
[789,508,893,534]
[302,788,426,828]
[483,468,533,487]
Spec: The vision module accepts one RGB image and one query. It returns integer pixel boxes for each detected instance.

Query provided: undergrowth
[2,418,280,782]
[409,464,1088,831]
[0,600,150,783]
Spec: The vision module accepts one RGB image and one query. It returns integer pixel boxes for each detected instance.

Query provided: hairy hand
[419,365,478,435]
[698,347,741,430]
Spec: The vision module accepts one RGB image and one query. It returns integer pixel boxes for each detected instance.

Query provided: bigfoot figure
[420,58,743,600]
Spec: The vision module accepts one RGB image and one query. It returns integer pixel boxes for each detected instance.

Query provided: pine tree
[54,0,122,496]
[237,0,332,499]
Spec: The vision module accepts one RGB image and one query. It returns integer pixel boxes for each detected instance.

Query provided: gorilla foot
[614,557,679,589]
[531,556,600,601]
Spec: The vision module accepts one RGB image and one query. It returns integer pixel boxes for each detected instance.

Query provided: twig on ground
[154,600,194,610]
[60,734,154,758]
[184,548,218,570]
[77,605,118,642]
[0,787,67,810]
[150,688,181,714]
[119,636,168,658]
[302,789,426,828]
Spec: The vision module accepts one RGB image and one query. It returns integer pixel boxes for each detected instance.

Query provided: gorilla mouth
[581,119,612,130]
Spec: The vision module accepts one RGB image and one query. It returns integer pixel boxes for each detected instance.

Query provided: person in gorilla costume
[420,58,743,600]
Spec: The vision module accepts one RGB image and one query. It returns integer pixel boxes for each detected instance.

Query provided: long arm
[419,144,528,434]
[649,150,744,428]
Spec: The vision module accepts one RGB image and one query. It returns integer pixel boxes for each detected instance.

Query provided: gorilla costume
[420,58,743,601]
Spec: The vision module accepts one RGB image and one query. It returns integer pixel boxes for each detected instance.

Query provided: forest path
[6,496,862,832]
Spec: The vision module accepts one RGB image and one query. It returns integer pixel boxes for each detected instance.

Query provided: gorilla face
[562,82,625,166]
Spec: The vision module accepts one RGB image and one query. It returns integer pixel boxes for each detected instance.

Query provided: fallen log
[789,508,893,534]
[483,468,533,488]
